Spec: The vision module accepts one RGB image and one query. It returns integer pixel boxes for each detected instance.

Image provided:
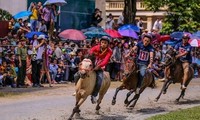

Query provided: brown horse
[155,48,194,102]
[68,58,111,120]
[112,60,155,108]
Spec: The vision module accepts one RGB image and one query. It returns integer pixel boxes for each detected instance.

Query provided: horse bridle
[79,59,93,71]
[164,53,175,67]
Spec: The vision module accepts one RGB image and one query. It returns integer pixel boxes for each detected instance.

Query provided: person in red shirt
[89,36,112,103]
[73,36,112,103]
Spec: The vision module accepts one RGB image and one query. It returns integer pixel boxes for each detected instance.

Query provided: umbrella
[164,40,180,47]
[105,29,122,38]
[170,32,191,41]
[118,24,140,33]
[84,31,110,39]
[192,31,200,39]
[25,32,48,39]
[44,0,67,6]
[13,11,32,19]
[118,29,138,39]
[170,32,183,41]
[189,39,200,47]
[81,26,104,33]
[59,29,86,40]
[158,35,171,42]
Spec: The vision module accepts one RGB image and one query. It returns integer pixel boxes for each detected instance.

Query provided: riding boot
[74,72,80,85]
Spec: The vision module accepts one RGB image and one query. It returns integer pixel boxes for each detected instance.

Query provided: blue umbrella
[44,0,67,6]
[13,11,32,19]
[81,26,104,33]
[25,32,48,39]
[164,39,181,47]
[84,31,110,39]
[118,24,140,33]
[192,31,200,39]
[170,32,183,41]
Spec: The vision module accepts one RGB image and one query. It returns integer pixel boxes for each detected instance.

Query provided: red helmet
[182,34,190,39]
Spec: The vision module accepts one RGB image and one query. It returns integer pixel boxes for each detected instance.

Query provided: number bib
[138,50,149,61]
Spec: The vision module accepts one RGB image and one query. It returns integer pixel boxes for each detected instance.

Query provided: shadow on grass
[137,107,166,114]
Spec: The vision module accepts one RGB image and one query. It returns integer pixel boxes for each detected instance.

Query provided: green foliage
[143,0,200,34]
[0,8,12,21]
[147,106,200,120]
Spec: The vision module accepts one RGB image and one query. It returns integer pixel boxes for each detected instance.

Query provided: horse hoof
[75,113,81,119]
[124,100,128,105]
[95,110,100,115]
[112,100,116,105]
[175,99,179,103]
[154,99,158,102]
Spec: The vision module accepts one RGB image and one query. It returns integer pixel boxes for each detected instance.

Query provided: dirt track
[1,78,200,120]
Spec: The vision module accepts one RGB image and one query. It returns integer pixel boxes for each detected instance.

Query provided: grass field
[147,106,200,120]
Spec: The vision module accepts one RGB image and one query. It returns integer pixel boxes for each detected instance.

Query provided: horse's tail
[148,73,156,88]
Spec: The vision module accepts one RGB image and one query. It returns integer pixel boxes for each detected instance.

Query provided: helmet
[100,36,110,43]
[182,33,190,39]
[143,33,153,40]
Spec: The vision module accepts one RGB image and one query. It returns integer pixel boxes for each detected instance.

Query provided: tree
[0,8,12,21]
[124,0,137,24]
[143,0,200,34]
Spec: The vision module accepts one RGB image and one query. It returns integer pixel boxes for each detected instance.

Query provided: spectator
[137,18,144,34]
[38,19,47,33]
[105,13,114,30]
[117,11,124,27]
[29,2,38,31]
[91,8,102,26]
[32,35,45,87]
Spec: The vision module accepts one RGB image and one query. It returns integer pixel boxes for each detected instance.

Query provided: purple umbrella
[118,29,138,39]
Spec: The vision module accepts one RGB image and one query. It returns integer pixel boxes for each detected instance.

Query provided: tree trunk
[124,0,137,24]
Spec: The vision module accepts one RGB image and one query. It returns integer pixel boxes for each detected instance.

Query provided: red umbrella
[105,29,122,38]
[59,29,86,40]
[158,35,171,42]
[189,39,200,47]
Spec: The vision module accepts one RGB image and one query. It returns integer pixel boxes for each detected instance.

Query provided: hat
[143,33,152,40]
[182,33,190,39]
[20,37,27,41]
[100,36,110,43]
[37,35,46,40]
[69,52,76,56]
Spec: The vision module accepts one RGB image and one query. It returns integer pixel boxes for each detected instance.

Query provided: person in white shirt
[153,18,162,32]
[117,11,124,27]
[105,13,114,30]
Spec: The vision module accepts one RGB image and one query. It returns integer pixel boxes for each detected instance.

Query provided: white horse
[68,58,111,120]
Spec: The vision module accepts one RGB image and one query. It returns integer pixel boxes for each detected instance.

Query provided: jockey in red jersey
[74,36,112,103]
[89,36,112,103]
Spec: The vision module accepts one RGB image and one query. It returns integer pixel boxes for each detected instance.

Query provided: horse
[155,48,194,102]
[68,58,111,120]
[111,59,155,108]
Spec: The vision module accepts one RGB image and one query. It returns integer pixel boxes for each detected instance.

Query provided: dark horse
[112,60,155,108]
[155,48,194,102]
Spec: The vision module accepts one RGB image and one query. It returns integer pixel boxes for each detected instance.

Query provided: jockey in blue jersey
[127,34,154,94]
[174,34,192,90]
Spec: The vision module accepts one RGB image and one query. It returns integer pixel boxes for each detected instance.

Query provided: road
[1,78,200,120]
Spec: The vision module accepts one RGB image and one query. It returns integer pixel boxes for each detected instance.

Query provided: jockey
[127,33,154,94]
[73,36,112,103]
[89,36,112,103]
[174,33,192,90]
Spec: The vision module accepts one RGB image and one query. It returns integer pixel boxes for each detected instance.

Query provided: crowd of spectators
[0,3,200,88]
